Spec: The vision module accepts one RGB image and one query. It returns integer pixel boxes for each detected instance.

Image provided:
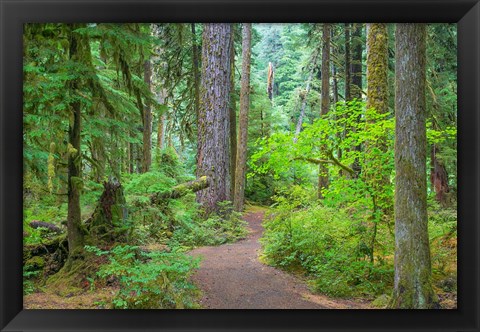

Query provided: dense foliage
[23,23,457,309]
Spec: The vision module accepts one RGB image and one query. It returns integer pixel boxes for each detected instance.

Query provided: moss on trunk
[390,23,438,309]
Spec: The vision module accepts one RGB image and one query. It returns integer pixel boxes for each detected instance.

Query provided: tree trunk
[350,23,364,177]
[366,23,389,116]
[365,23,390,259]
[391,23,438,309]
[267,62,274,101]
[351,23,363,100]
[66,24,85,256]
[293,52,318,143]
[196,23,232,214]
[191,23,200,126]
[318,23,331,199]
[344,23,351,102]
[233,23,252,212]
[142,59,152,173]
[430,145,450,206]
[229,24,237,198]
[86,179,129,243]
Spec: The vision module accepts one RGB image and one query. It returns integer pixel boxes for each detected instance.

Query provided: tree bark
[86,179,129,242]
[318,23,331,199]
[142,59,152,173]
[365,23,390,262]
[191,23,200,126]
[351,23,363,100]
[366,23,389,116]
[391,23,438,309]
[350,23,364,177]
[196,23,232,214]
[366,24,389,189]
[344,23,351,102]
[229,24,237,198]
[233,23,252,212]
[66,24,85,256]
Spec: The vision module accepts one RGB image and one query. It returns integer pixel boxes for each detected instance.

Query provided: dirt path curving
[189,209,370,309]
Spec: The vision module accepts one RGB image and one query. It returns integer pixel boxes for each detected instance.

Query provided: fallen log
[23,235,68,262]
[150,176,209,204]
[30,220,63,234]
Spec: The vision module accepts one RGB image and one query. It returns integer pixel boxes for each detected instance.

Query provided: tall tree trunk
[318,23,331,199]
[366,24,389,116]
[391,23,438,309]
[344,23,351,102]
[191,23,200,125]
[351,23,363,100]
[293,52,318,143]
[267,62,274,101]
[142,59,152,173]
[233,23,252,212]
[350,23,364,177]
[196,23,232,214]
[229,25,237,198]
[365,23,389,263]
[66,24,85,256]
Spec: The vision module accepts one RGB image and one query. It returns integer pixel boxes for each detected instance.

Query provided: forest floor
[189,207,371,309]
[24,207,371,309]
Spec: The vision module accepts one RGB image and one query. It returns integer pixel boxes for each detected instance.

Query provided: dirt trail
[189,209,369,309]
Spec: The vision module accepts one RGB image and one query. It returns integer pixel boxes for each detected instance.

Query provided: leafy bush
[86,245,200,309]
[261,186,394,298]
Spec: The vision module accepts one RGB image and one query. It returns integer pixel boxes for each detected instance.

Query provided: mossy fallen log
[150,176,209,204]
[30,220,63,234]
[23,235,68,261]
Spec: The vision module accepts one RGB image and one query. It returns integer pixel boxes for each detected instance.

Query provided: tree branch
[292,152,355,175]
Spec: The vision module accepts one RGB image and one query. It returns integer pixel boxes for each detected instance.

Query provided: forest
[23,23,457,309]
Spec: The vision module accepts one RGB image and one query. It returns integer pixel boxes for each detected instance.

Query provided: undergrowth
[261,185,457,301]
[85,245,200,309]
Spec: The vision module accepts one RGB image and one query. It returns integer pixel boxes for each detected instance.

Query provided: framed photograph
[1,0,479,331]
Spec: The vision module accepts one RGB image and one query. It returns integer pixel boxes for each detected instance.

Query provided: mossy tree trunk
[191,23,200,126]
[318,23,331,199]
[233,23,252,212]
[344,23,351,102]
[350,23,364,177]
[142,59,152,173]
[66,24,86,256]
[196,23,233,214]
[391,23,438,309]
[87,179,129,243]
[229,24,237,199]
[365,23,390,262]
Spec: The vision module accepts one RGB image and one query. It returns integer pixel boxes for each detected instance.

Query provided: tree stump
[86,178,129,243]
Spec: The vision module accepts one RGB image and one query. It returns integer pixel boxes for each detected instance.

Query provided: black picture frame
[1,0,479,331]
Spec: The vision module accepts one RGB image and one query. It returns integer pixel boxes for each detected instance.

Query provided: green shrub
[86,245,200,309]
[23,261,42,295]
[261,186,394,298]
